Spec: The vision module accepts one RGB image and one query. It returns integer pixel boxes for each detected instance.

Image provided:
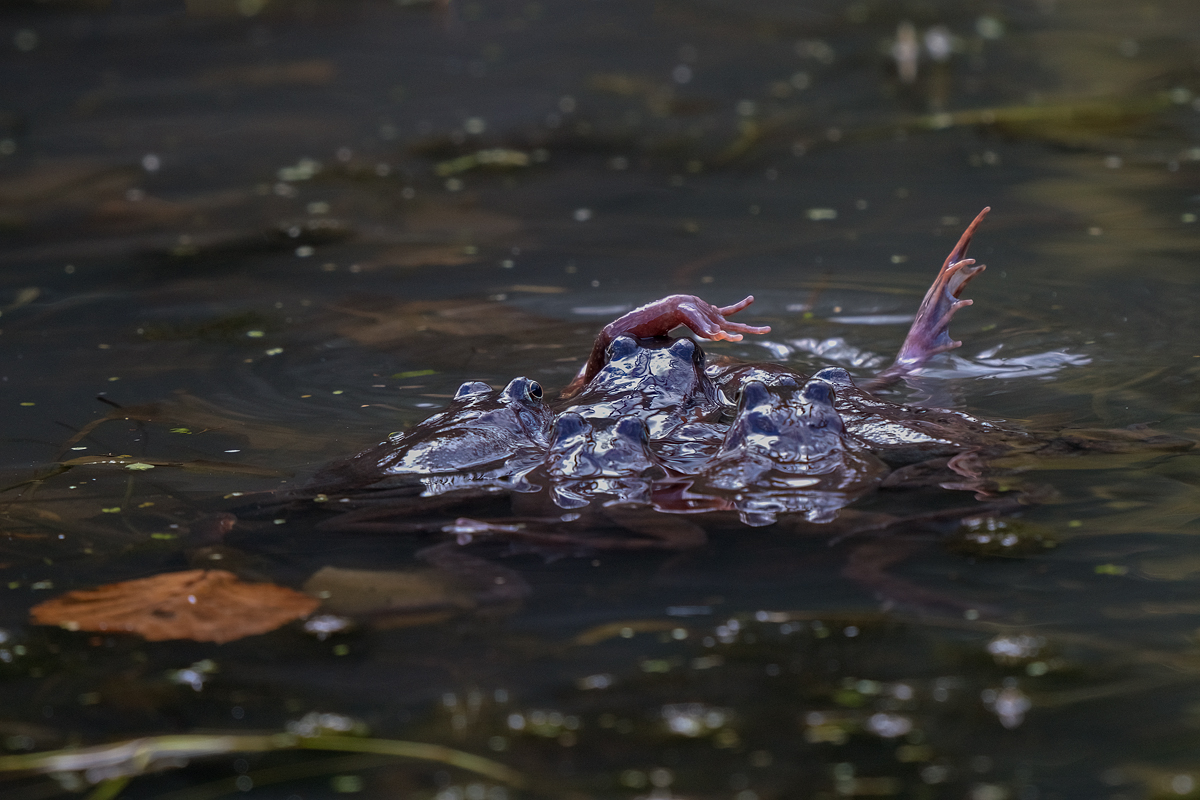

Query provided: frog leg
[870,208,990,386]
[561,294,771,397]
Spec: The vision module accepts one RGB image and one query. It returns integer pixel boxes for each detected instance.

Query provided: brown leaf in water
[30,570,319,643]
[1054,426,1196,454]
[363,245,482,270]
[303,566,476,616]
[198,59,336,88]
[90,189,252,234]
[402,205,522,241]
[330,297,562,345]
[0,160,139,216]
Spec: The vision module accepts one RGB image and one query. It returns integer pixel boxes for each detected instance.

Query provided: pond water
[2,1,1200,798]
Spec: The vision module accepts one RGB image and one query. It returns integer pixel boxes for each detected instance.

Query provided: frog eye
[812,367,853,388]
[551,412,587,444]
[668,337,695,357]
[737,380,771,410]
[614,416,649,443]
[606,335,640,361]
[502,377,544,404]
[668,336,705,366]
[801,379,836,406]
[454,381,492,399]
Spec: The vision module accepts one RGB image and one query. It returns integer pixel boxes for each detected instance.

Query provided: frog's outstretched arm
[561,294,771,397]
[868,207,990,388]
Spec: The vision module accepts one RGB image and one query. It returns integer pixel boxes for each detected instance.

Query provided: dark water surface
[2,1,1200,798]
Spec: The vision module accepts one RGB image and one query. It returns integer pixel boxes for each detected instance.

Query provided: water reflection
[2,0,1200,797]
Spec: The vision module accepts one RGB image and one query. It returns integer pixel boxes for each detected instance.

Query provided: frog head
[545,412,664,508]
[561,336,721,439]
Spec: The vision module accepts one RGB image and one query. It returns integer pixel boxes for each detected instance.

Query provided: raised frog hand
[562,294,771,397]
[870,207,990,387]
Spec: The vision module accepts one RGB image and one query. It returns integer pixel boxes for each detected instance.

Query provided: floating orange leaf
[30,570,320,644]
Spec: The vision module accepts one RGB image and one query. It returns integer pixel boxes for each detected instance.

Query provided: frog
[305,209,994,508]
[542,412,666,509]
[306,375,553,497]
[694,377,890,526]
[302,207,1188,537]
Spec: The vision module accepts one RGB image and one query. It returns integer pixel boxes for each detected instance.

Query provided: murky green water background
[2,1,1200,798]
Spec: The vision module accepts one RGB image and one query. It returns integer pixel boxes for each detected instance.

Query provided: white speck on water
[925,26,953,62]
[141,154,161,172]
[573,208,592,221]
[866,712,912,738]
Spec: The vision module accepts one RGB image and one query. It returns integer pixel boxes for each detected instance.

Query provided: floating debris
[30,570,319,644]
[285,711,366,738]
[435,149,531,177]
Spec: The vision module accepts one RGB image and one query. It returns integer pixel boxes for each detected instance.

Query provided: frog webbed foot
[673,295,773,343]
[871,208,990,386]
